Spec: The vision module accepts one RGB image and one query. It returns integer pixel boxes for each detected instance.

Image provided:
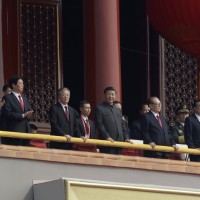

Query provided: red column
[83,0,122,109]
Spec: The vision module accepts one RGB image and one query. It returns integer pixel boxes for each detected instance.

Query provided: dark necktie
[156,115,162,127]
[65,106,69,121]
[18,95,24,110]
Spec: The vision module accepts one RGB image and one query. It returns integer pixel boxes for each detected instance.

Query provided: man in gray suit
[95,86,131,155]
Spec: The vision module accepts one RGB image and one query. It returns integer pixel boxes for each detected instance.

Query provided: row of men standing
[49,86,131,154]
[1,76,200,162]
[0,76,131,155]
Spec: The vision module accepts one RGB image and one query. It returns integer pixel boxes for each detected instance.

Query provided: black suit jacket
[1,92,31,145]
[130,117,143,139]
[185,114,200,149]
[184,114,200,162]
[95,102,128,142]
[74,116,96,139]
[141,111,175,158]
[49,103,78,150]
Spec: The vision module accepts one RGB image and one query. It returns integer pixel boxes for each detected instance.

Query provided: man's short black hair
[79,100,90,108]
[193,100,200,108]
[30,124,38,130]
[9,76,22,89]
[3,84,11,92]
[113,100,121,105]
[104,86,116,94]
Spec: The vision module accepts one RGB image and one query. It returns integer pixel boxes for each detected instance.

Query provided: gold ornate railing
[0,131,200,155]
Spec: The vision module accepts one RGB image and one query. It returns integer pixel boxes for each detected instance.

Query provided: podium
[33,178,200,200]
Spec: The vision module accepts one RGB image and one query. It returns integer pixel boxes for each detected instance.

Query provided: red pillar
[83,0,122,109]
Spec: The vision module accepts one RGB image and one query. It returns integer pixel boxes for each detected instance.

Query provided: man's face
[178,112,189,123]
[149,97,161,114]
[12,79,24,94]
[104,90,116,105]
[5,87,12,95]
[80,103,91,117]
[59,90,70,105]
[114,103,122,111]
[140,104,150,115]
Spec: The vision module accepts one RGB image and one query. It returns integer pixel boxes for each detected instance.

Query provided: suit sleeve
[168,128,176,146]
[90,121,96,139]
[141,115,152,144]
[49,106,66,136]
[184,117,196,148]
[94,106,110,139]
[169,126,179,144]
[122,120,129,140]
[2,95,23,121]
[74,118,82,138]
[24,97,32,112]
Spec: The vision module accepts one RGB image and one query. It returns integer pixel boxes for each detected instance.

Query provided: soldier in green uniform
[170,105,190,144]
[170,105,190,160]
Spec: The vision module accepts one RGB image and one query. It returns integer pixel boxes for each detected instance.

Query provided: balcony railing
[0,131,199,155]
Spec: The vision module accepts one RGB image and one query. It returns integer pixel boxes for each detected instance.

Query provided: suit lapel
[193,114,200,124]
[22,95,28,112]
[11,93,24,112]
[58,103,69,122]
[68,106,73,125]
[149,111,163,129]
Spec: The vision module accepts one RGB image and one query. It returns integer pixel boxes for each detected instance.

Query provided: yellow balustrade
[0,131,200,155]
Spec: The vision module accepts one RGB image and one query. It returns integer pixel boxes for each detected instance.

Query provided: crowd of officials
[0,76,200,162]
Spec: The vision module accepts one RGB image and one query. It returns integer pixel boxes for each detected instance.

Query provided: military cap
[176,105,190,114]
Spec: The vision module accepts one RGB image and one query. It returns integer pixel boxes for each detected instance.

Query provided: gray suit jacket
[94,102,128,142]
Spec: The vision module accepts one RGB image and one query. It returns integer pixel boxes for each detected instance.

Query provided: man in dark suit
[95,86,131,155]
[0,83,12,132]
[130,103,150,139]
[185,100,200,162]
[2,83,12,96]
[141,96,178,158]
[49,87,78,150]
[1,76,33,145]
[113,100,131,138]
[74,100,97,152]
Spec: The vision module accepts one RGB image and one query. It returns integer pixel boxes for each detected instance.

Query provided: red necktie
[18,95,24,110]
[65,106,69,121]
[85,119,90,134]
[156,115,162,127]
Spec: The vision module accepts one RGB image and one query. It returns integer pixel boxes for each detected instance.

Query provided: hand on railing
[149,142,156,149]
[107,137,114,143]
[81,136,87,143]
[173,144,179,151]
[125,139,133,144]
[64,134,71,142]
